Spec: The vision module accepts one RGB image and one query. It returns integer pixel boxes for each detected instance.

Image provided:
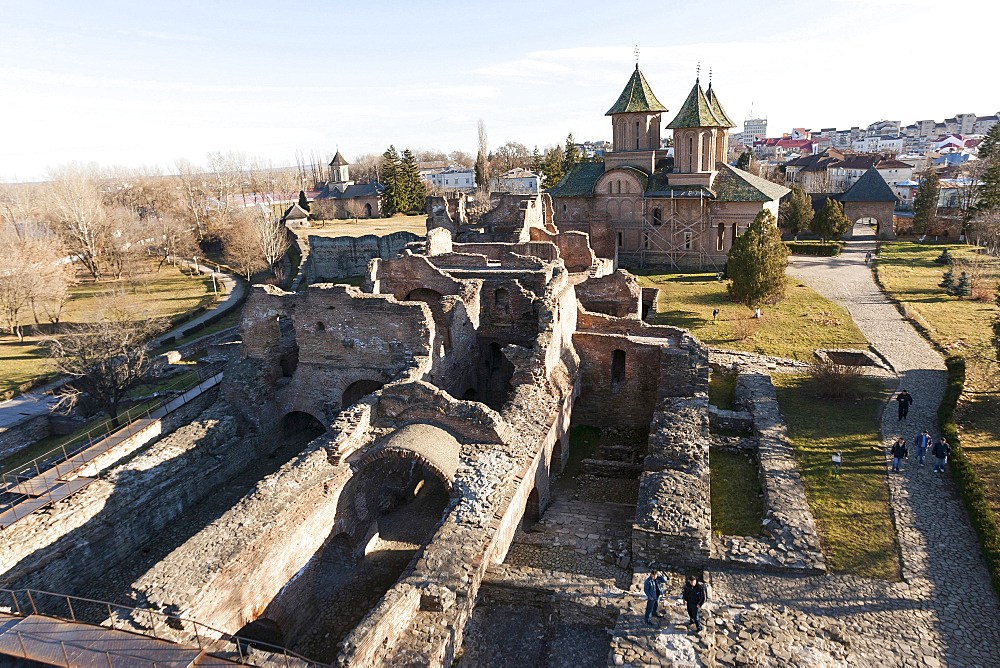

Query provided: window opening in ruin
[611,349,626,385]
[282,411,325,438]
[551,438,563,475]
[316,321,325,331]
[494,287,509,311]
[364,203,372,217]
[490,342,503,371]
[276,316,298,378]
[652,208,662,225]
[717,223,725,251]
[342,379,385,409]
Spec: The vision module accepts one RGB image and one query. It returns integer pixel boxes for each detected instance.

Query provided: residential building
[491,168,540,194]
[429,168,476,192]
[852,135,904,155]
[737,117,767,147]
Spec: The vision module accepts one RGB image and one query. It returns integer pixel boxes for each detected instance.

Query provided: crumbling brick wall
[575,270,642,318]
[305,231,421,283]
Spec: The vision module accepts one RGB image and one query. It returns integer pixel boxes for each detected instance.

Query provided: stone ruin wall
[305,231,422,283]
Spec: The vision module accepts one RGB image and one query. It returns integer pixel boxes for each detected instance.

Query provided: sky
[1,0,997,181]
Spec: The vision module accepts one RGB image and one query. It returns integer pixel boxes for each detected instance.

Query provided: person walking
[891,437,908,472]
[865,250,872,264]
[913,430,930,467]
[643,570,666,626]
[896,389,914,421]
[933,437,951,473]
[681,575,706,632]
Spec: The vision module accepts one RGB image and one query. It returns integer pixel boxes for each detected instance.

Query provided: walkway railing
[0,364,224,529]
[1,587,325,666]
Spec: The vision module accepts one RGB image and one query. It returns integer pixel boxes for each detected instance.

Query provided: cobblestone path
[747,223,1000,666]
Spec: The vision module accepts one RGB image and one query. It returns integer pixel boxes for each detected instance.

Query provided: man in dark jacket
[681,575,706,632]
[933,438,951,473]
[643,570,667,625]
[891,437,908,472]
[896,390,914,421]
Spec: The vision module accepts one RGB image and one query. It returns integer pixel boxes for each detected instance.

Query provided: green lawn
[875,241,1000,526]
[636,272,868,361]
[773,374,899,579]
[709,448,764,535]
[0,263,216,398]
[709,369,737,411]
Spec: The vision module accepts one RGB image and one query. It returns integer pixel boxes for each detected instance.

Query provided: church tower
[604,64,669,173]
[666,75,736,187]
[328,151,353,192]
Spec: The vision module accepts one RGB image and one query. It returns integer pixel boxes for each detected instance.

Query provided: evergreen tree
[913,170,940,234]
[297,190,310,212]
[809,198,850,244]
[531,146,542,173]
[561,133,580,176]
[939,267,954,289]
[474,150,488,189]
[781,184,813,240]
[934,247,953,265]
[975,124,1000,213]
[400,149,425,213]
[948,271,972,298]
[735,151,752,171]
[542,146,565,187]
[380,145,403,215]
[726,209,790,308]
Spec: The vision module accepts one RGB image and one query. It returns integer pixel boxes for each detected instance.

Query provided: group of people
[891,389,951,473]
[643,572,705,631]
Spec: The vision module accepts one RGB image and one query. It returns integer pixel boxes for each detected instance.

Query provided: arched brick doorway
[281,411,325,437]
[341,379,385,409]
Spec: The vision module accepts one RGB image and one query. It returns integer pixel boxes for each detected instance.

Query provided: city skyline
[1,0,996,180]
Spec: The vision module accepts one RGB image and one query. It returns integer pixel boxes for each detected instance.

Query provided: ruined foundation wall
[574,270,642,318]
[0,392,256,594]
[305,231,421,283]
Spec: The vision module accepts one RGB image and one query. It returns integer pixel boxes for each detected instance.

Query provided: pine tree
[400,149,425,213]
[735,151,752,171]
[810,198,850,244]
[782,184,813,240]
[531,146,542,173]
[913,170,940,234]
[948,271,972,298]
[939,267,954,289]
[561,133,579,176]
[726,209,790,308]
[934,247,953,265]
[380,146,403,215]
[542,146,565,187]
[975,124,1000,213]
[297,190,310,212]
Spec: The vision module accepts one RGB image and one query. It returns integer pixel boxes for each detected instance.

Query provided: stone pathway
[754,222,1000,666]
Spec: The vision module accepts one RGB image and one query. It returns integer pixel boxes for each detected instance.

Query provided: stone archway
[341,379,385,410]
[841,200,896,240]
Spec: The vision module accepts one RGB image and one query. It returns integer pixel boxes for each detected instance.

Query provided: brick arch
[335,369,391,409]
[841,200,896,240]
[355,423,461,492]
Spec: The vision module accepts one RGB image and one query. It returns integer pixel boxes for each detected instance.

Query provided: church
[548,65,789,270]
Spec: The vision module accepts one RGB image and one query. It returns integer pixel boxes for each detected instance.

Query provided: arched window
[703,134,711,171]
[562,203,567,213]
[688,136,694,172]
[611,349,626,385]
[617,231,623,248]
[652,208,662,225]
[731,222,738,241]
[643,231,649,249]
[617,180,621,194]
[608,182,613,194]
[636,121,640,150]
[717,223,725,251]
[494,286,508,309]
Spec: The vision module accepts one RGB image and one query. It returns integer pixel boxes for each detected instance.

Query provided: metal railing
[1,588,325,667]
[0,364,224,526]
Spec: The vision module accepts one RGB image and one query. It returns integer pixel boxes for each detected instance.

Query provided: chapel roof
[706,83,737,128]
[606,65,668,115]
[666,79,730,129]
[329,151,349,167]
[838,168,899,203]
[712,164,790,202]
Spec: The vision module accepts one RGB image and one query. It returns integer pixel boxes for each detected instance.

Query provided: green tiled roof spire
[606,64,668,115]
[705,83,736,128]
[666,79,729,129]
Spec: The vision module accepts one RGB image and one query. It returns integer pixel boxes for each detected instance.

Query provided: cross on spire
[634,44,640,66]
[709,67,713,84]
[696,62,701,82]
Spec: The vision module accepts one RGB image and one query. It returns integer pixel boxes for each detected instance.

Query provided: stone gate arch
[355,423,461,492]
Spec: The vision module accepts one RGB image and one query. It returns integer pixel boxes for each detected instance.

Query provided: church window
[652,208,662,225]
[617,231,623,248]
[617,180,621,194]
[731,223,738,241]
[608,182,613,194]
[688,136,694,172]
[717,223,725,251]
[643,232,649,250]
[636,121,640,150]
[562,204,567,213]
[683,231,693,251]
[703,134,711,170]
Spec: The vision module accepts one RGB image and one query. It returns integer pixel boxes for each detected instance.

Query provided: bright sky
[1,0,997,181]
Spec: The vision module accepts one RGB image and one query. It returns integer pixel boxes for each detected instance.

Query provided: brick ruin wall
[305,231,422,283]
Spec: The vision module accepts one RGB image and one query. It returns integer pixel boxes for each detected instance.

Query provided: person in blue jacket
[643,570,667,625]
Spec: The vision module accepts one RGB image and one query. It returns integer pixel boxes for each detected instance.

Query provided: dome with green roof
[606,64,668,115]
[666,79,731,129]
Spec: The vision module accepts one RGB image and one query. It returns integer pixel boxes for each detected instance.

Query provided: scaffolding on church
[636,190,723,272]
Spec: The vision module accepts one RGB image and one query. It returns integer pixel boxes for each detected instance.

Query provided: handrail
[0,587,326,666]
[0,365,224,523]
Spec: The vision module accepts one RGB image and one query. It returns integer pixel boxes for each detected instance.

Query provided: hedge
[939,355,1000,597]
[784,242,843,256]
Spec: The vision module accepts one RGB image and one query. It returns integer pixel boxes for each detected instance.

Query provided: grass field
[710,448,764,536]
[875,241,1000,529]
[709,369,737,411]
[773,374,899,579]
[293,213,426,241]
[636,272,868,361]
[0,263,215,398]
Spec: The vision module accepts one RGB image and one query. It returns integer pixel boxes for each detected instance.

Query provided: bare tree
[47,295,164,427]
[206,150,247,215]
[224,211,267,280]
[45,166,113,280]
[968,208,1000,255]
[344,200,366,222]
[151,213,197,269]
[352,153,384,184]
[449,150,475,168]
[490,141,532,178]
[0,222,32,340]
[253,207,292,280]
[175,158,209,239]
[0,182,40,233]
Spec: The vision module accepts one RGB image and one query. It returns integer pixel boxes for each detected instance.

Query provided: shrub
[939,356,1000,597]
[808,359,866,399]
[731,316,758,341]
[784,242,842,257]
[727,210,790,308]
[971,280,994,303]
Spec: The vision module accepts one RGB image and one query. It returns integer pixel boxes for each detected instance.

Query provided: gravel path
[776,223,1000,666]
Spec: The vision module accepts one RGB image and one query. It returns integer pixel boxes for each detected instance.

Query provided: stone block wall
[572,332,662,429]
[0,412,52,461]
[575,270,642,318]
[305,231,421,282]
